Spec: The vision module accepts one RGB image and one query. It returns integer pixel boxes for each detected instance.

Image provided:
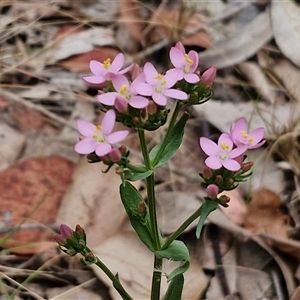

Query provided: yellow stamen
[220,142,230,151]
[103,58,111,69]
[120,85,128,95]
[155,74,164,80]
[240,130,248,138]
[248,137,254,143]
[95,125,102,131]
[184,54,193,65]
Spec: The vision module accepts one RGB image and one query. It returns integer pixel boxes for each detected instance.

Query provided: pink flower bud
[60,224,73,239]
[109,148,122,162]
[115,97,128,112]
[147,100,157,115]
[131,63,142,80]
[241,161,253,173]
[201,67,216,86]
[206,184,219,198]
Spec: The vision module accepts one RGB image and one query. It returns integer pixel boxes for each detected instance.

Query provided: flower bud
[109,148,122,162]
[147,100,157,115]
[241,161,253,173]
[215,175,223,184]
[219,194,230,203]
[202,166,213,179]
[206,184,219,198]
[115,97,128,112]
[131,63,142,80]
[118,145,128,156]
[201,67,216,87]
[60,224,73,239]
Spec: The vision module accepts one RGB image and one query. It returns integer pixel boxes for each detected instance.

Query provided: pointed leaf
[150,112,189,168]
[196,200,218,238]
[164,274,184,300]
[120,181,156,251]
[123,169,153,181]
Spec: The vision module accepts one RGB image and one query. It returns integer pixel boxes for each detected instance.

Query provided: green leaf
[123,169,153,181]
[164,274,184,300]
[149,112,189,168]
[155,240,190,282]
[155,240,189,261]
[120,181,156,251]
[196,200,218,239]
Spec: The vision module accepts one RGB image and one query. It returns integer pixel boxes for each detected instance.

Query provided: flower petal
[164,89,188,100]
[188,50,199,71]
[144,62,159,84]
[199,137,220,155]
[95,143,112,156]
[83,75,105,84]
[166,68,183,81]
[89,60,105,76]
[169,47,186,68]
[129,96,149,109]
[74,139,96,154]
[111,74,129,91]
[183,73,200,83]
[134,83,153,96]
[248,127,265,145]
[222,159,241,171]
[228,145,247,158]
[107,130,129,143]
[110,53,124,72]
[205,156,222,170]
[97,92,118,105]
[101,110,115,135]
[76,119,95,137]
[152,92,167,106]
[218,133,233,150]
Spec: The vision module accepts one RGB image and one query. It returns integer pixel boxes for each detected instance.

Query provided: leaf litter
[1,0,300,299]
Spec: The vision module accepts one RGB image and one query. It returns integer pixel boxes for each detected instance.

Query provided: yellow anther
[95,125,102,131]
[120,84,128,95]
[184,54,193,65]
[240,130,248,138]
[248,137,254,143]
[103,58,111,69]
[220,142,230,151]
[155,74,164,80]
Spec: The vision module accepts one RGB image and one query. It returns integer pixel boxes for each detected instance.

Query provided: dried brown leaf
[199,11,273,69]
[119,0,146,45]
[148,8,211,48]
[271,0,300,67]
[55,158,134,247]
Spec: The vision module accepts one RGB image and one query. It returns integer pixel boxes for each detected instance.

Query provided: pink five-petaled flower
[199,133,247,171]
[167,41,200,84]
[74,110,129,157]
[83,53,132,84]
[97,74,149,110]
[134,62,188,106]
[230,118,265,149]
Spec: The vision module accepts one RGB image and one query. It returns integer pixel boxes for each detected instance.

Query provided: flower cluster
[81,42,216,131]
[75,42,217,163]
[199,118,265,204]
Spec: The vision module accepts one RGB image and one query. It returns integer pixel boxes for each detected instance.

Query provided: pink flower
[199,133,247,171]
[97,74,149,110]
[83,53,132,84]
[134,62,188,106]
[230,118,265,149]
[74,110,129,156]
[167,42,200,83]
[201,67,217,87]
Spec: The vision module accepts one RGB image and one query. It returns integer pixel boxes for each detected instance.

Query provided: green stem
[138,129,162,299]
[95,257,134,300]
[151,256,163,300]
[162,203,204,250]
[152,101,183,167]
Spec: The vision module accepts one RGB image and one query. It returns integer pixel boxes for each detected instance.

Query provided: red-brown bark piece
[0,156,75,253]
